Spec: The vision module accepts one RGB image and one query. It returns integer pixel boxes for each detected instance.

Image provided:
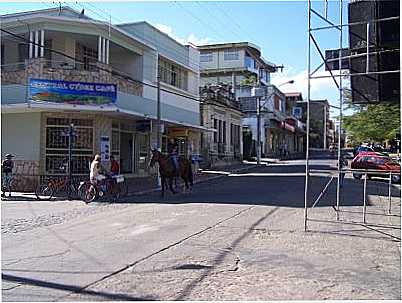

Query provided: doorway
[120,132,134,173]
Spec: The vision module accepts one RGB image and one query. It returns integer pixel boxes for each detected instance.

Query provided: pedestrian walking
[2,154,14,198]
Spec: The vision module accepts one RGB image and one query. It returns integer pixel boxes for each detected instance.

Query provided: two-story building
[1,7,203,186]
[240,86,305,158]
[199,84,242,167]
[198,42,279,160]
[296,99,330,149]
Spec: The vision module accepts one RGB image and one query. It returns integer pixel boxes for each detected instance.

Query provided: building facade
[241,86,305,158]
[198,42,277,97]
[296,99,330,149]
[199,84,242,167]
[1,7,203,185]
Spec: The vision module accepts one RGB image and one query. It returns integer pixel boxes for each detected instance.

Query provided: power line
[212,1,260,44]
[71,1,203,70]
[1,27,202,103]
[171,1,227,42]
[195,1,244,42]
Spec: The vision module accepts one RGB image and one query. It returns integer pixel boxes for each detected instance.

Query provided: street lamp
[254,80,294,165]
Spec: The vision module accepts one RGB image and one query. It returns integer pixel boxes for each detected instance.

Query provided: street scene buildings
[0,1,400,301]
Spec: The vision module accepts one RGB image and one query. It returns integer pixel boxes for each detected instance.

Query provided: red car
[351,152,401,183]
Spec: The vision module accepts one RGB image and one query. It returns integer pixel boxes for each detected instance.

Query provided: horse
[149,149,193,197]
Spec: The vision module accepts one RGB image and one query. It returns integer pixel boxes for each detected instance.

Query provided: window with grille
[45,117,94,175]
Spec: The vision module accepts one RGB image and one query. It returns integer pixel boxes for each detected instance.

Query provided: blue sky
[1,1,351,117]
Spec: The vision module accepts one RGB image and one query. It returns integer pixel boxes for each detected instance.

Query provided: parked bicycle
[78,174,125,203]
[35,175,80,200]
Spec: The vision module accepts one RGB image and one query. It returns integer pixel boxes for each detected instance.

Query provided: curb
[126,165,258,197]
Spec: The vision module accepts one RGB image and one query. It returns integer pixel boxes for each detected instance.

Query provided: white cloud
[271,67,349,101]
[154,23,211,46]
[271,67,352,117]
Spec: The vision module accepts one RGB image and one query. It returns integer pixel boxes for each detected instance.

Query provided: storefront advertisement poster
[100,136,110,162]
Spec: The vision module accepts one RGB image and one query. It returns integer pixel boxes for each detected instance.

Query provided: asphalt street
[1,158,401,301]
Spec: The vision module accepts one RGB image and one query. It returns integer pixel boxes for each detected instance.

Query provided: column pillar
[106,39,109,64]
[98,36,102,62]
[34,30,39,58]
[29,31,33,59]
[40,30,45,57]
[102,37,106,63]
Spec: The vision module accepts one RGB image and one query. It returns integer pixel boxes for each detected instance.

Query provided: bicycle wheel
[35,183,54,200]
[80,182,97,204]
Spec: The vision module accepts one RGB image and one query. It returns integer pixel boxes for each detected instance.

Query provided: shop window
[112,130,120,157]
[137,133,149,172]
[45,117,94,175]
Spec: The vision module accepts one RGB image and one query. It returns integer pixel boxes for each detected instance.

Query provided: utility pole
[256,95,262,165]
[67,123,75,200]
[156,70,162,188]
[156,72,161,150]
[323,103,327,150]
[256,75,262,165]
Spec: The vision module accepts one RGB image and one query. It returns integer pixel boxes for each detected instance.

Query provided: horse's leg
[161,175,165,197]
[189,164,194,188]
[169,177,176,194]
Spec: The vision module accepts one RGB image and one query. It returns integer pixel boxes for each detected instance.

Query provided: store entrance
[120,132,134,173]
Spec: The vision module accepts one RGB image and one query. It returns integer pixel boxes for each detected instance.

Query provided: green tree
[343,103,400,143]
[240,75,257,87]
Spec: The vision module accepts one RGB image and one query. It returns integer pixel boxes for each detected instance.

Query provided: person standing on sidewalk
[2,154,14,198]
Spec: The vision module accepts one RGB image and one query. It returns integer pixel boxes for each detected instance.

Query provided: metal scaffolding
[304,0,401,241]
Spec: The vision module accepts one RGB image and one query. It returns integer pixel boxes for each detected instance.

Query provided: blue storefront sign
[29,78,117,105]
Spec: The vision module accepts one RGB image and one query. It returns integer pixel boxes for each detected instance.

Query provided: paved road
[2,159,401,301]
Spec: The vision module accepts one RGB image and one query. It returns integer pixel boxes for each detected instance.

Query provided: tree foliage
[240,75,257,87]
[343,103,400,143]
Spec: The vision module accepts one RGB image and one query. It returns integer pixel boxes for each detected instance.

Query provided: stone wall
[1,58,142,96]
[9,160,40,192]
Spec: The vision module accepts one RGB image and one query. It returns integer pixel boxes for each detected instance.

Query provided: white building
[198,42,276,93]
[1,7,204,185]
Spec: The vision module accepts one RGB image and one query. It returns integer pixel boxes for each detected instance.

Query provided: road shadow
[2,273,155,301]
[121,170,400,208]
